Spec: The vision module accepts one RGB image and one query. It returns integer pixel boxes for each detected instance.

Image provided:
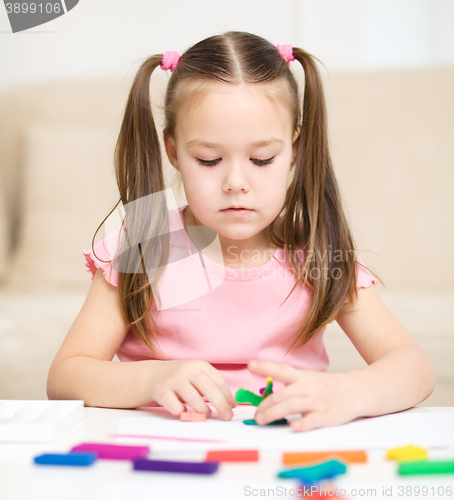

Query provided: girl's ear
[291,126,301,170]
[164,135,179,171]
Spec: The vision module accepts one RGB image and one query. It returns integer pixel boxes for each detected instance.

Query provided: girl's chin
[216,230,259,243]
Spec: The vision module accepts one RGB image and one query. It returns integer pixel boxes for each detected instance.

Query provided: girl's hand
[248,359,361,432]
[147,360,237,420]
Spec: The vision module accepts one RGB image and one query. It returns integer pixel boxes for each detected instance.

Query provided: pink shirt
[84,204,378,395]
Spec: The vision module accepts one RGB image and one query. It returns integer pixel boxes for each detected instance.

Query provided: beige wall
[324,67,454,292]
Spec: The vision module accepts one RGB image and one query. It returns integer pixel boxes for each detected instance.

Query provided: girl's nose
[222,163,250,192]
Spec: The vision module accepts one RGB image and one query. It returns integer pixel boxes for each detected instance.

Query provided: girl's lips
[221,208,253,218]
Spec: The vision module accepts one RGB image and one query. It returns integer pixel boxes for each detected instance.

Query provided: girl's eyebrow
[186,138,284,149]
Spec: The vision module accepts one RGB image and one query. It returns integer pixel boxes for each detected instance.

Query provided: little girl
[47,31,434,432]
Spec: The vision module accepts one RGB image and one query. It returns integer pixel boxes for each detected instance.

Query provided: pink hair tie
[276,44,295,67]
[161,50,180,72]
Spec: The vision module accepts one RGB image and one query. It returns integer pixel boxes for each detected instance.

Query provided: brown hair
[91,30,383,356]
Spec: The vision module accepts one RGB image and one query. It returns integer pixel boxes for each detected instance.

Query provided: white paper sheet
[94,479,299,500]
[116,406,454,453]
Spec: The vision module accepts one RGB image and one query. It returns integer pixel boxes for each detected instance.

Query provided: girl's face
[165,83,300,253]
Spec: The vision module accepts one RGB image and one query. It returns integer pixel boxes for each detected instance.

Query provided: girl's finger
[255,383,305,413]
[203,364,237,410]
[254,396,315,425]
[191,372,233,420]
[157,390,187,416]
[248,359,298,385]
[175,382,212,417]
[290,412,323,432]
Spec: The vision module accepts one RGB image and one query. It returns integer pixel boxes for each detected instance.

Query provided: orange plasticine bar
[206,450,259,462]
[180,412,207,422]
[283,450,367,465]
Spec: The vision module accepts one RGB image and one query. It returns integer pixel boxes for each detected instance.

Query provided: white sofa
[0,68,453,405]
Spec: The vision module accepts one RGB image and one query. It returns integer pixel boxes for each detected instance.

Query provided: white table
[1,406,453,500]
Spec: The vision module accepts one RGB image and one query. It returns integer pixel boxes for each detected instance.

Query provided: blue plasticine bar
[278,459,347,482]
[34,452,97,466]
[134,458,219,474]
[243,418,288,426]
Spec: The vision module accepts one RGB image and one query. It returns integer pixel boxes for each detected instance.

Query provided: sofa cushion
[7,122,121,289]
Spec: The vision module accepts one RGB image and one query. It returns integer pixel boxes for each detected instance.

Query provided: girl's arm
[47,267,156,408]
[249,284,435,431]
[47,268,235,418]
[333,283,434,416]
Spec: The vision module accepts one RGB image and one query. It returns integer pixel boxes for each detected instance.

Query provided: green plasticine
[262,380,273,398]
[399,460,454,475]
[235,388,263,406]
[243,418,288,426]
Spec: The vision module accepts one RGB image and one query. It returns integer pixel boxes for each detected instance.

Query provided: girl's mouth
[221,208,253,217]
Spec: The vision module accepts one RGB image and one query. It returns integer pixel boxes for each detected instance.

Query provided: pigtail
[92,55,172,357]
[281,48,381,351]
[115,56,166,202]
[115,55,172,356]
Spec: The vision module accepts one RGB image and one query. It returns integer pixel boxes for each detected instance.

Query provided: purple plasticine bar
[134,458,219,474]
[71,442,149,460]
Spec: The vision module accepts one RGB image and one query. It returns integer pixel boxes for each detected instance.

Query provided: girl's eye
[197,158,221,167]
[196,157,276,167]
[252,156,276,166]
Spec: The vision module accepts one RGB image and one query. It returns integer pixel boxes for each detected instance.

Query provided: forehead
[175,82,294,147]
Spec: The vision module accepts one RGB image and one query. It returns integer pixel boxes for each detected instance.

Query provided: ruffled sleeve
[355,253,379,290]
[83,206,181,288]
[343,253,379,304]
[83,228,125,287]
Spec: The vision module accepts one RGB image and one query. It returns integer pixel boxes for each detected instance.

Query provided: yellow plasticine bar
[386,445,428,461]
